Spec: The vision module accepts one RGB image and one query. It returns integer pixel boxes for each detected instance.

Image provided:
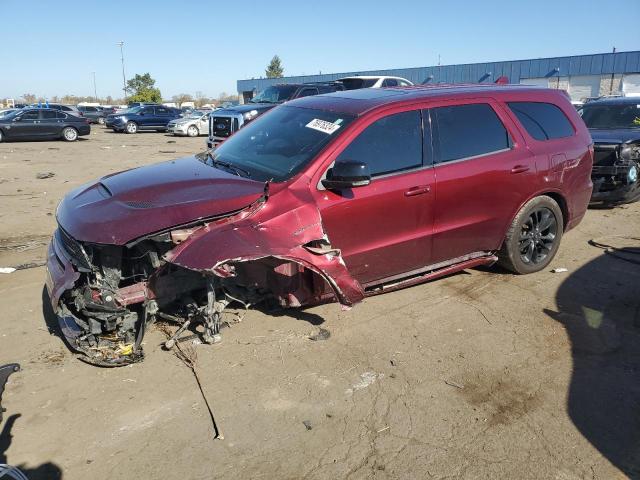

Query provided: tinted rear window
[340,78,378,90]
[434,103,510,163]
[508,102,574,140]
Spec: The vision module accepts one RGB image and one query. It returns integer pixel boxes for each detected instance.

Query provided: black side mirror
[321,160,371,190]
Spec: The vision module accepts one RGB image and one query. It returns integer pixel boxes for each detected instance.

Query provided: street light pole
[117,41,127,102]
[92,71,97,102]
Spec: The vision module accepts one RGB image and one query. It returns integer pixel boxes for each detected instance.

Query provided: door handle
[404,185,431,197]
[511,165,530,174]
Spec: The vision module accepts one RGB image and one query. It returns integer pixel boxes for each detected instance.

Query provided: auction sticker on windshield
[306,118,341,134]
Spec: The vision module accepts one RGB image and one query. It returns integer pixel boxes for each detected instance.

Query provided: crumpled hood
[57,156,265,245]
[589,128,640,145]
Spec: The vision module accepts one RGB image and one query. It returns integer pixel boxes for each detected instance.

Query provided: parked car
[107,105,182,133]
[167,110,209,137]
[0,109,18,118]
[98,106,118,117]
[0,108,90,142]
[578,96,640,204]
[337,75,413,89]
[41,103,83,117]
[78,105,105,124]
[207,82,345,148]
[127,102,159,109]
[46,84,592,365]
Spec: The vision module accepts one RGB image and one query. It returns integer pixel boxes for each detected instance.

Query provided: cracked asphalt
[0,128,639,479]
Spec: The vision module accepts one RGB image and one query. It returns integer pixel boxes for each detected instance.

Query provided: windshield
[250,85,298,104]
[340,78,378,90]
[202,106,355,182]
[1,110,20,119]
[579,103,640,129]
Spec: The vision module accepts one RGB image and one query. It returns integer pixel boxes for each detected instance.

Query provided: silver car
[167,110,209,137]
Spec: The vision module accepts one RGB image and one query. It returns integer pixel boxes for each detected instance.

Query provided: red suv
[46,85,593,365]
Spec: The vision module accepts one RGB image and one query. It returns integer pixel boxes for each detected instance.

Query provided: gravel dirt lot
[0,127,639,480]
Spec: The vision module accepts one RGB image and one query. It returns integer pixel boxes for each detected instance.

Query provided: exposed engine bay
[49,193,365,367]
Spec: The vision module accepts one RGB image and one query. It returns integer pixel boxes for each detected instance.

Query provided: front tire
[187,125,199,137]
[62,127,78,142]
[0,130,3,142]
[498,195,563,274]
[125,121,138,134]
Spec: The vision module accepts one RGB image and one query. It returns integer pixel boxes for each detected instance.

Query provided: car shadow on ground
[543,246,640,477]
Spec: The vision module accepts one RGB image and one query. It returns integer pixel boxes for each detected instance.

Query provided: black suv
[78,105,105,124]
[207,82,344,148]
[579,97,640,204]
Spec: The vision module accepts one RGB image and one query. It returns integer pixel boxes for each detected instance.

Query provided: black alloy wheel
[518,207,558,264]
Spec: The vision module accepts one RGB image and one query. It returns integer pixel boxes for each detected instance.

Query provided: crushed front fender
[165,199,364,307]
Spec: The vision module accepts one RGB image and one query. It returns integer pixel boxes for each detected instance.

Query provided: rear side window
[508,102,574,141]
[41,110,57,119]
[56,111,68,119]
[383,78,398,87]
[337,110,422,176]
[434,103,510,163]
[156,107,169,115]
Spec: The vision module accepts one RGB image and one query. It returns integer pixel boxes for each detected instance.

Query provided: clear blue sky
[1,0,638,100]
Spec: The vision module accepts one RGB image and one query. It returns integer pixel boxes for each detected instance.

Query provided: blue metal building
[237,50,640,103]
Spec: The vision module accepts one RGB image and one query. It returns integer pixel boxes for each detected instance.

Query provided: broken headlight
[620,143,640,161]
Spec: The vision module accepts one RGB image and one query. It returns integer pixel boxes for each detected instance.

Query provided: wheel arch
[540,191,568,231]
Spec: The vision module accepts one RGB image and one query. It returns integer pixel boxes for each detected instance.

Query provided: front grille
[56,228,93,271]
[593,143,618,166]
[212,116,232,138]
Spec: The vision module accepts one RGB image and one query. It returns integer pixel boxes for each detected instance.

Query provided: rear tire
[0,130,3,142]
[62,127,78,142]
[97,117,105,125]
[498,195,563,274]
[125,121,138,134]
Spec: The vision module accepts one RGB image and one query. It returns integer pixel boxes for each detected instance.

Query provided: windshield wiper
[206,152,251,178]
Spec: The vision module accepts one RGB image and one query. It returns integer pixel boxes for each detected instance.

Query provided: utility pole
[92,71,97,102]
[117,41,127,101]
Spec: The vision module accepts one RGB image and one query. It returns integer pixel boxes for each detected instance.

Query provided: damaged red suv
[46,85,593,365]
